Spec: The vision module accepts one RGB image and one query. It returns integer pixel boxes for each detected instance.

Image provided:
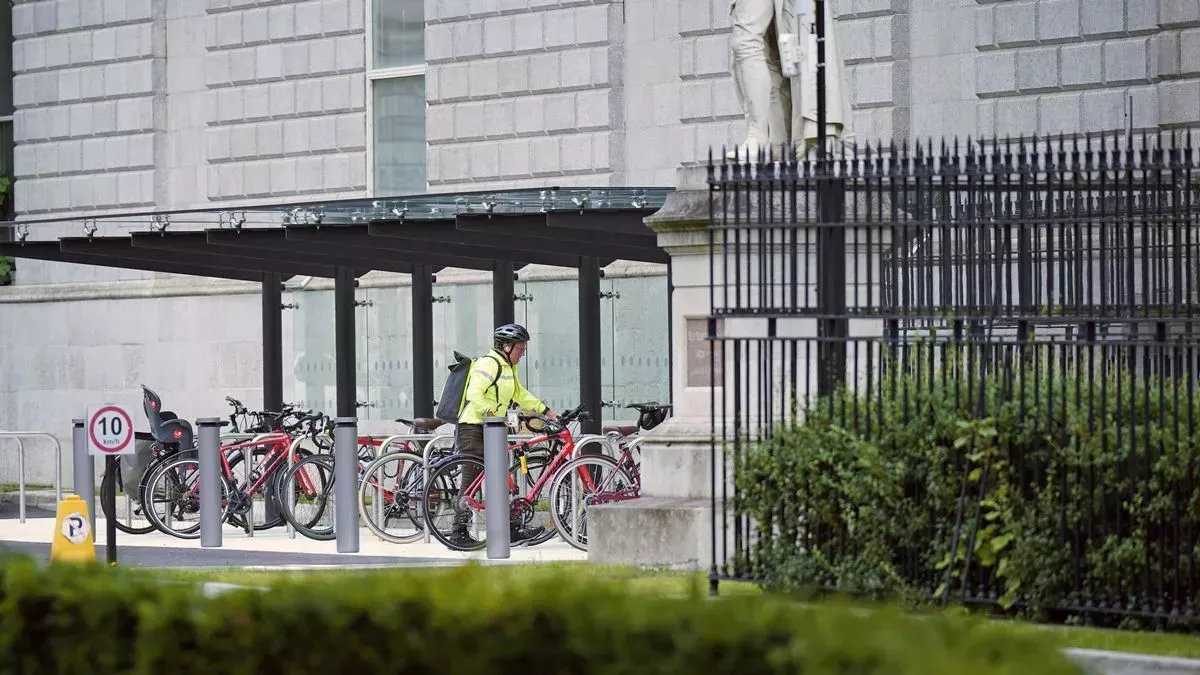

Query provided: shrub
[732,340,1200,627]
[0,554,1083,675]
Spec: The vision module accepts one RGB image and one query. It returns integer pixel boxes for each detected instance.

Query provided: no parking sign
[86,405,134,456]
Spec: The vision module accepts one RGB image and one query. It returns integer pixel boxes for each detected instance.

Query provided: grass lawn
[143,561,1200,660]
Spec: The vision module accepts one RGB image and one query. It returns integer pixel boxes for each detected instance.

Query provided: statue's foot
[724,142,761,161]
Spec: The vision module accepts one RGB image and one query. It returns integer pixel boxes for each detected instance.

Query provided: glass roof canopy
[0,186,674,237]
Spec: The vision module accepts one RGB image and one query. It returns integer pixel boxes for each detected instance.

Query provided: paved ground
[0,495,586,569]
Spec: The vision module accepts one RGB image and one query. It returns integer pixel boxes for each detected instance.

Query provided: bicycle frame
[460,427,587,511]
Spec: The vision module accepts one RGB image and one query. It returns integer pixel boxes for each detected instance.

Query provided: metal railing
[0,430,63,523]
[707,131,1200,628]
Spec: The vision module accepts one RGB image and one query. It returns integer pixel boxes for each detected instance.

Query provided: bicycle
[352,415,458,544]
[545,402,668,551]
[99,392,292,535]
[419,404,592,552]
[138,408,323,539]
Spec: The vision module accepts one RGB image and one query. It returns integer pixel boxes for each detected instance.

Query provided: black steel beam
[455,214,668,264]
[0,241,269,282]
[493,260,515,326]
[578,256,603,436]
[198,229,413,275]
[544,209,659,239]
[262,273,284,412]
[281,225,501,271]
[64,235,336,278]
[334,266,357,418]
[366,221,614,268]
[411,264,435,418]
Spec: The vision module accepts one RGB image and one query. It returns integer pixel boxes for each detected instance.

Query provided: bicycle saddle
[603,424,640,437]
[395,417,445,433]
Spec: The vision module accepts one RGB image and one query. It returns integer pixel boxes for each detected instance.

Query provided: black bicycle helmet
[494,323,531,346]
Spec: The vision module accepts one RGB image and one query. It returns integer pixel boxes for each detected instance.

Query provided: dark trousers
[453,423,484,527]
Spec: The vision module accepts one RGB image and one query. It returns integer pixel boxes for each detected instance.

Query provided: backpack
[435,350,503,424]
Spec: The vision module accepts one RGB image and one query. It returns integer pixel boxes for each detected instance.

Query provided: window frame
[364,0,427,197]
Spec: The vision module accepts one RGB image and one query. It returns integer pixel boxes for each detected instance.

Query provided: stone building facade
[0,0,1196,489]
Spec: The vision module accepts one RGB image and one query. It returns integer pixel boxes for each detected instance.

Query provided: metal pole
[334,416,359,553]
[105,455,117,565]
[578,256,602,437]
[197,418,224,548]
[815,0,826,164]
[492,261,515,326]
[261,272,284,525]
[71,419,95,528]
[484,415,510,559]
[411,264,435,418]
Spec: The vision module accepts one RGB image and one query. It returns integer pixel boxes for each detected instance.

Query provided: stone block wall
[971,0,1200,138]
[8,0,370,285]
[424,0,625,189]
[202,0,367,202]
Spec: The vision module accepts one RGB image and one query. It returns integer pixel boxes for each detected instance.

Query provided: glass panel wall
[519,278,580,414]
[290,289,336,413]
[363,284,409,422]
[288,271,670,426]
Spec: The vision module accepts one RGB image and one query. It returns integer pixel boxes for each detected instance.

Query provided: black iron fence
[706,132,1200,627]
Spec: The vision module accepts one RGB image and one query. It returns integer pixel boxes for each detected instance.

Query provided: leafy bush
[0,553,1083,674]
[733,341,1200,626]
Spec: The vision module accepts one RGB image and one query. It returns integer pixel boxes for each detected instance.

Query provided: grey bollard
[334,417,359,553]
[483,416,510,559]
[196,418,226,548]
[71,419,96,525]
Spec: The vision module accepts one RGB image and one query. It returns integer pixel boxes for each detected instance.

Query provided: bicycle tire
[276,453,337,541]
[358,450,428,544]
[141,455,234,540]
[548,453,633,552]
[98,458,156,535]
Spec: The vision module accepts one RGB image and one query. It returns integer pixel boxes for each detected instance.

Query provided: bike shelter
[0,187,673,553]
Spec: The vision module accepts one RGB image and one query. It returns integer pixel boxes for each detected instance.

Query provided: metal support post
[411,264,435,418]
[484,416,510,559]
[578,256,602,437]
[334,416,360,553]
[261,272,283,525]
[492,260,515,326]
[334,266,357,419]
[196,418,225,547]
[71,419,95,527]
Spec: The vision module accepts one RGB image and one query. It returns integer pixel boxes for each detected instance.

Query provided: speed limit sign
[86,405,135,456]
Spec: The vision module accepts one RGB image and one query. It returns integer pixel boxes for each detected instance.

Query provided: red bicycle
[419,404,600,551]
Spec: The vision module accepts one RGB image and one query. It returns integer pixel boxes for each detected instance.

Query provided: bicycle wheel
[421,453,557,552]
[141,455,235,540]
[275,453,336,540]
[99,459,156,535]
[548,454,637,552]
[358,450,428,544]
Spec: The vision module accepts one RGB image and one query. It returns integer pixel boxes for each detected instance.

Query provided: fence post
[816,175,848,396]
[71,419,95,526]
[483,416,510,559]
[334,416,359,553]
[196,418,225,548]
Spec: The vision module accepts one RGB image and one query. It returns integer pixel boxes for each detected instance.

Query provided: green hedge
[733,342,1200,625]
[0,554,1082,674]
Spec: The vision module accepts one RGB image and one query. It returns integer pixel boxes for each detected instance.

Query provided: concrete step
[587,496,717,571]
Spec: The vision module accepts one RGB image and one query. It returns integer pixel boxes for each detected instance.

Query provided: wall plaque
[685,317,723,387]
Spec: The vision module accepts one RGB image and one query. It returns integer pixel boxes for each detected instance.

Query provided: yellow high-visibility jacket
[457,348,548,425]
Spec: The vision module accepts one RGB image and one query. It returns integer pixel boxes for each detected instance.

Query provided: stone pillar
[587,166,722,571]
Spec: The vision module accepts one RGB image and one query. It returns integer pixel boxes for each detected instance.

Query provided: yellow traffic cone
[49,493,96,564]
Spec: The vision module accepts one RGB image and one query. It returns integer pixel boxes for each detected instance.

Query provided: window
[367,0,426,196]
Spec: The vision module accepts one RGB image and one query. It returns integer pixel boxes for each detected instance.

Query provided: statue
[728,0,853,158]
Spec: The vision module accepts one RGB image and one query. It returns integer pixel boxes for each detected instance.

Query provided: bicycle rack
[0,431,63,523]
